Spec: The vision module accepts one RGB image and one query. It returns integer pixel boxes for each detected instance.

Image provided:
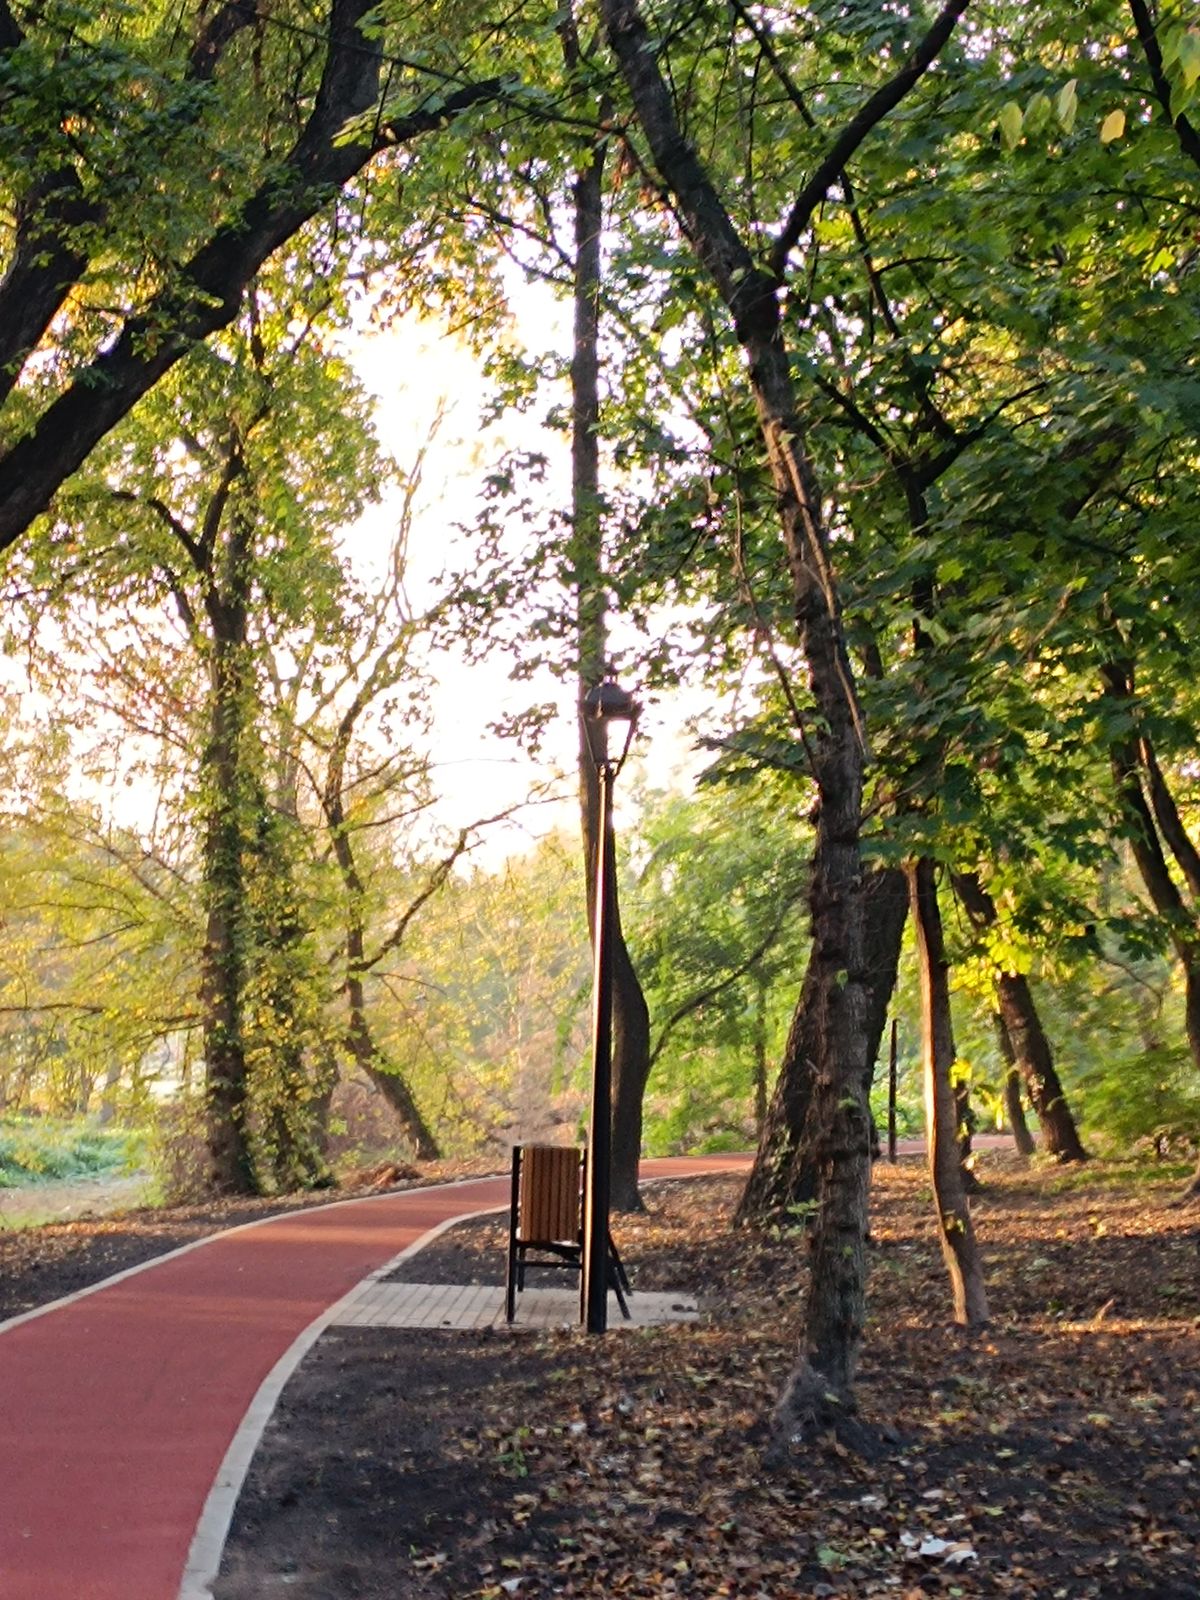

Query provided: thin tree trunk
[995,1012,1036,1156]
[735,866,907,1226]
[1141,736,1200,899]
[953,870,1088,1161]
[563,80,652,1214]
[955,1071,980,1192]
[909,859,989,1327]
[1102,659,1200,1198]
[601,0,966,1436]
[752,973,769,1140]
[995,972,1087,1160]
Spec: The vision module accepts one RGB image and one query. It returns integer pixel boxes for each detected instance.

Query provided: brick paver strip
[0,1155,750,1600]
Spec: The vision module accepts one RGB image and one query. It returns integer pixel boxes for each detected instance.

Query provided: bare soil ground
[0,1173,150,1229]
[210,1155,1200,1600]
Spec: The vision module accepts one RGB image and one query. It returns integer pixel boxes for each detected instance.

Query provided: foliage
[628,778,811,1152]
[0,1115,142,1187]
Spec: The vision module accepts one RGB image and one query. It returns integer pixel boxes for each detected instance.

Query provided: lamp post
[580,678,639,1334]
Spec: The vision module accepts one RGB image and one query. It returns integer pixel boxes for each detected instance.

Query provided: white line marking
[176,1203,507,1600]
[0,1174,505,1338]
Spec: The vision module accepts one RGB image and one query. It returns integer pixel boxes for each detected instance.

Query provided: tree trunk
[565,102,653,1214]
[246,800,334,1192]
[995,973,1087,1161]
[752,973,769,1140]
[200,566,257,1196]
[955,1070,980,1192]
[953,870,1088,1161]
[995,1012,1036,1157]
[601,0,965,1436]
[735,866,907,1226]
[909,859,989,1326]
[1102,660,1200,1197]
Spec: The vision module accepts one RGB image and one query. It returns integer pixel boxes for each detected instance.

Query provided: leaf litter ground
[210,1155,1198,1600]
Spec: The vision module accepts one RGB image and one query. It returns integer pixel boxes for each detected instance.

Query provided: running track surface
[0,1155,751,1600]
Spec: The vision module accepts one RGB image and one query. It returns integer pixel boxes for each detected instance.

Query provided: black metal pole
[582,760,615,1334]
[887,1017,898,1163]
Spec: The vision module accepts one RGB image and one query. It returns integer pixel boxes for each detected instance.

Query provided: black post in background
[582,761,615,1334]
[887,1018,898,1163]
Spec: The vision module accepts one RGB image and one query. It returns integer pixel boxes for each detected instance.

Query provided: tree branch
[0,1,501,549]
[1128,0,1200,175]
[767,0,971,282]
[648,887,805,1067]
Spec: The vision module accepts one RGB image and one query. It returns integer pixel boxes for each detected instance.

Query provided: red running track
[0,1155,750,1600]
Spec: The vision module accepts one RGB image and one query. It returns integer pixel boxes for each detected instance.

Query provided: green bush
[1076,1042,1200,1159]
[142,1095,211,1204]
[0,1116,144,1187]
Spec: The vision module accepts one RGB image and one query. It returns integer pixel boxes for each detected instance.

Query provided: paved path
[0,1155,750,1600]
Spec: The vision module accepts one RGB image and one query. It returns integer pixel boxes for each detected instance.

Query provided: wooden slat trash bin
[505,1143,631,1323]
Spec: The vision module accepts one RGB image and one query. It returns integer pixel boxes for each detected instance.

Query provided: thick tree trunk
[735,866,907,1227]
[200,579,256,1196]
[608,933,653,1210]
[247,802,335,1192]
[995,1013,1036,1157]
[910,859,989,1326]
[953,870,1088,1162]
[565,106,653,1214]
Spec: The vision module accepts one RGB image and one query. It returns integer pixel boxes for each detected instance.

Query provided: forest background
[2,0,1200,1438]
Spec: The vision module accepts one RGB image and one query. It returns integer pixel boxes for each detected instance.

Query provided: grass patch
[1041,1153,1193,1194]
[0,1117,145,1188]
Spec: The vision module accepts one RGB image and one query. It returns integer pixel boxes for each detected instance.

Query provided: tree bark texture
[567,119,653,1214]
[734,866,908,1227]
[909,860,990,1326]
[953,870,1088,1162]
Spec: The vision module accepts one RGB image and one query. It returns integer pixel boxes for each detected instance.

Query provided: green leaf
[1178,31,1200,90]
[1056,79,1078,134]
[1024,92,1052,137]
[998,101,1023,151]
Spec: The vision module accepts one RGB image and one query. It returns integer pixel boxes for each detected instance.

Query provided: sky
[342,306,713,867]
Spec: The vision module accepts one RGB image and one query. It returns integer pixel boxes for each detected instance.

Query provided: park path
[0,1155,750,1600]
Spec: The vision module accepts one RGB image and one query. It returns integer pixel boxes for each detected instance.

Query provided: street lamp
[580,678,639,1334]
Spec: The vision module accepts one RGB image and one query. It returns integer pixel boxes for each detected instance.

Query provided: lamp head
[581,679,640,770]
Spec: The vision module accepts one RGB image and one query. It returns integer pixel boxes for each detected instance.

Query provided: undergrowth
[0,1116,144,1187]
